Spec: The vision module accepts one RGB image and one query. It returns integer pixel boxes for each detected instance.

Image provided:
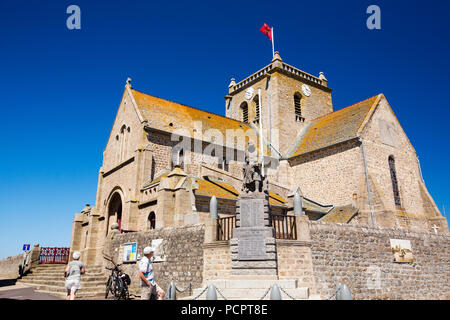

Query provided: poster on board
[122,242,137,263]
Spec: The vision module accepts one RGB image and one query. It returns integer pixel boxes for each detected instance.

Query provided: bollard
[210,196,218,219]
[167,281,177,300]
[206,284,217,300]
[293,191,303,216]
[336,284,352,300]
[270,284,282,300]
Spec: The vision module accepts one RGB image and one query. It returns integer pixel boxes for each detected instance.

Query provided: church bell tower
[225,52,333,155]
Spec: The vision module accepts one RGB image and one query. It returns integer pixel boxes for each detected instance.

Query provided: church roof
[319,205,358,223]
[194,177,287,207]
[131,89,272,156]
[286,94,382,158]
[141,170,335,212]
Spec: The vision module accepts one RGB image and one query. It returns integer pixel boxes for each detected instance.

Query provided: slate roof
[287,94,381,158]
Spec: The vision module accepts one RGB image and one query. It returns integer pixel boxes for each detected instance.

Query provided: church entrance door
[107,192,123,233]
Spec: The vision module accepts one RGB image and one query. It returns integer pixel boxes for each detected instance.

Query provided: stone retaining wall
[309,221,450,299]
[103,224,204,298]
[0,254,23,279]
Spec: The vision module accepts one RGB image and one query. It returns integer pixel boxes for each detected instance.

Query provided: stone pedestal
[231,193,277,276]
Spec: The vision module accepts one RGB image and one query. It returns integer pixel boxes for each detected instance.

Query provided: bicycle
[104,261,130,300]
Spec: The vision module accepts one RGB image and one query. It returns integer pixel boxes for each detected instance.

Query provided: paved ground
[0,279,110,300]
[0,284,61,300]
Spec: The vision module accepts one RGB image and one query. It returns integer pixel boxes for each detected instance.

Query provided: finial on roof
[319,72,328,87]
[272,51,282,62]
[228,78,236,93]
[126,77,132,87]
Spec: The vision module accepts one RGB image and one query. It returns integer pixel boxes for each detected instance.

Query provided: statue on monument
[242,142,267,195]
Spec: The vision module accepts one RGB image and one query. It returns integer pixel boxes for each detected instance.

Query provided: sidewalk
[0,279,61,300]
[0,278,111,300]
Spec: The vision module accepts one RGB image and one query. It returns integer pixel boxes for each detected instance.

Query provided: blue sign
[23,244,30,251]
[122,242,138,262]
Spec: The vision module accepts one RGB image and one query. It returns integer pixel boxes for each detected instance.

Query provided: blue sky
[0,0,449,259]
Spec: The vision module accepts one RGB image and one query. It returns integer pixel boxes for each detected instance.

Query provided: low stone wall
[276,240,316,292]
[0,254,23,279]
[309,221,450,300]
[203,241,231,283]
[103,224,204,298]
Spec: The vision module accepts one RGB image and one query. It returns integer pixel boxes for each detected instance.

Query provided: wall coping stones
[310,221,450,240]
[203,241,229,249]
[276,239,311,247]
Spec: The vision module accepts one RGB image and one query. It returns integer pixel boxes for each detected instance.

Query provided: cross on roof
[432,224,439,234]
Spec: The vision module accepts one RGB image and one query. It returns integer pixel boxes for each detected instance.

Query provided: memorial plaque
[240,199,264,227]
[238,238,267,260]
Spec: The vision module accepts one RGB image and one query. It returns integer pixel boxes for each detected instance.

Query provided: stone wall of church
[103,89,144,172]
[146,131,242,181]
[103,225,204,298]
[289,140,364,206]
[360,97,442,222]
[309,221,450,300]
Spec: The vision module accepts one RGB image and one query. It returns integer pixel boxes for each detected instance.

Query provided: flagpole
[271,27,275,57]
[258,88,264,176]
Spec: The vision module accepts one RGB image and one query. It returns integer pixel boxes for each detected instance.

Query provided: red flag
[260,23,272,41]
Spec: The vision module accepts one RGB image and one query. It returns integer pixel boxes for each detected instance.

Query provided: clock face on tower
[302,84,311,97]
[245,87,254,100]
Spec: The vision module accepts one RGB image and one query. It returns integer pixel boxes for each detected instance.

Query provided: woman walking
[64,251,85,300]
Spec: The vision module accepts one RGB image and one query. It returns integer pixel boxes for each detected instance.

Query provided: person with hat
[64,251,85,300]
[138,246,165,300]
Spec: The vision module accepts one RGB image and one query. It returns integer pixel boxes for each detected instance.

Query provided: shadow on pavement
[0,279,17,287]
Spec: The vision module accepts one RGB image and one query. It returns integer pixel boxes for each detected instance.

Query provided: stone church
[70,52,448,266]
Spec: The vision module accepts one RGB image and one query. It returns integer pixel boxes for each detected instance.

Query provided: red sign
[39,247,70,264]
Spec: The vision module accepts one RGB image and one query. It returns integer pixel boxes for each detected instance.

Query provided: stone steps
[19,279,106,288]
[188,279,313,300]
[30,267,104,273]
[37,288,105,299]
[21,275,106,281]
[18,264,107,298]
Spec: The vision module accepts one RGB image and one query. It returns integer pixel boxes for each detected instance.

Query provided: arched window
[218,157,229,171]
[148,212,156,230]
[253,95,260,124]
[119,125,130,163]
[294,92,305,122]
[172,148,184,170]
[240,102,249,123]
[389,156,401,207]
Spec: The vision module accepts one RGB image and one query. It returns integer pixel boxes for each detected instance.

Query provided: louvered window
[389,156,401,207]
[240,102,249,123]
[253,96,260,125]
[294,93,305,122]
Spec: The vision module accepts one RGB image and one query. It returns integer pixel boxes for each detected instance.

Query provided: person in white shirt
[64,251,85,300]
[138,246,165,300]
